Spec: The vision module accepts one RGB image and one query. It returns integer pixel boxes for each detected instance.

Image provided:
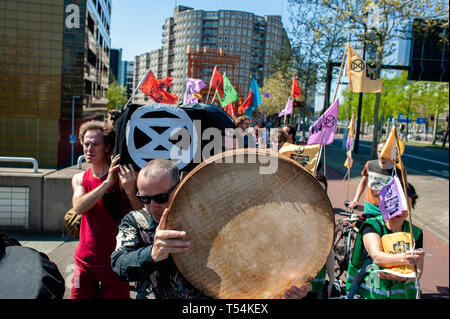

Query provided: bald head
[138,158,179,185]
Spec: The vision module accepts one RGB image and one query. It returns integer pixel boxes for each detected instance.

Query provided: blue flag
[244,78,261,117]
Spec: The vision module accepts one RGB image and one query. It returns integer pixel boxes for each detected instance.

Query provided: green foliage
[107,81,127,110]
[340,71,449,123]
[261,71,292,116]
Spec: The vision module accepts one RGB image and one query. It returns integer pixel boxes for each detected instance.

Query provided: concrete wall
[0,163,91,233]
[0,167,55,232]
[42,163,89,232]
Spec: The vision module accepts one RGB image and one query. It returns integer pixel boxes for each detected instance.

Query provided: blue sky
[110,0,291,61]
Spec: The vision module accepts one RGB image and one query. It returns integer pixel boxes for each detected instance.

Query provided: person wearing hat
[349,141,405,217]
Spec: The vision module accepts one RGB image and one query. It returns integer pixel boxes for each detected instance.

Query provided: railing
[77,155,85,169]
[0,156,39,173]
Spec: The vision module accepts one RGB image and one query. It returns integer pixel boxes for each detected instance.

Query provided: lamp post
[71,95,81,166]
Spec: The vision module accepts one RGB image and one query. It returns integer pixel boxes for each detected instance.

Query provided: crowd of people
[0,111,426,300]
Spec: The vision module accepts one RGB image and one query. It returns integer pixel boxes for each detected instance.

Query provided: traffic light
[431,115,435,121]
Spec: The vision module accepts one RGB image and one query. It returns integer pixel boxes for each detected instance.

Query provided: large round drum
[167,148,334,299]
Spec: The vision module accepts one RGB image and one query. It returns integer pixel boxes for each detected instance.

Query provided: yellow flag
[381,232,415,276]
[346,43,383,93]
[380,127,405,169]
[279,142,321,173]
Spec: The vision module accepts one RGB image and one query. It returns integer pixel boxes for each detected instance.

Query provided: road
[328,138,449,242]
[356,139,449,178]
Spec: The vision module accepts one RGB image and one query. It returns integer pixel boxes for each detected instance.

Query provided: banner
[278,98,293,117]
[113,103,236,172]
[291,73,301,98]
[279,143,321,174]
[210,67,224,98]
[238,90,253,115]
[183,78,206,104]
[138,70,178,104]
[380,127,405,169]
[217,75,239,107]
[244,77,262,117]
[307,99,339,145]
[346,43,383,93]
[378,176,408,221]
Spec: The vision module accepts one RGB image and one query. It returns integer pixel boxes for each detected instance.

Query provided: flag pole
[206,65,217,102]
[345,112,354,212]
[393,126,420,299]
[211,71,226,105]
[319,44,348,177]
[120,69,151,111]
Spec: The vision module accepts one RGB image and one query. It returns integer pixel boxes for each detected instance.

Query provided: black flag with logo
[114,103,236,173]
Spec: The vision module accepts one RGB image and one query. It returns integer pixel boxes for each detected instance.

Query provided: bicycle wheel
[344,230,356,266]
[333,226,348,281]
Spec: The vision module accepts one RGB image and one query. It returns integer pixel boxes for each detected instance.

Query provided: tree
[261,71,292,116]
[107,81,127,110]
[289,0,448,158]
[287,0,348,112]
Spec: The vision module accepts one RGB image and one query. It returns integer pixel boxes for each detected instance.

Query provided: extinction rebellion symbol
[126,104,199,170]
[324,115,337,128]
[351,58,365,73]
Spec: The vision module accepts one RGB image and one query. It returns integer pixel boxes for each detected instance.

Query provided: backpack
[64,208,81,238]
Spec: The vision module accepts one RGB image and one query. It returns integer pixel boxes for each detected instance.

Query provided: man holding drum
[112,158,314,299]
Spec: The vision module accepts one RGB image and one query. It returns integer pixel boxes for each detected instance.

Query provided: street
[356,139,449,179]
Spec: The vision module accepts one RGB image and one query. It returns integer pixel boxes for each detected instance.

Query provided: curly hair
[79,120,116,155]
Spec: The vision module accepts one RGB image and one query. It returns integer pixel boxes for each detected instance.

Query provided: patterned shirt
[111,209,207,299]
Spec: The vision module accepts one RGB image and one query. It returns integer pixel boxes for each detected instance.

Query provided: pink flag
[278,99,293,117]
[307,99,339,145]
[378,176,408,221]
[183,78,206,104]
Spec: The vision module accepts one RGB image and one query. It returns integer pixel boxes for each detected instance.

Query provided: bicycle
[333,201,366,283]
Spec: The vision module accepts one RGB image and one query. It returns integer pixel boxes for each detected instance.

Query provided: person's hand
[105,154,121,186]
[151,209,191,263]
[118,164,138,195]
[404,249,425,266]
[349,200,358,209]
[284,284,312,299]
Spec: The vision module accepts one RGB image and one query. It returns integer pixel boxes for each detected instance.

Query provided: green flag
[217,75,238,107]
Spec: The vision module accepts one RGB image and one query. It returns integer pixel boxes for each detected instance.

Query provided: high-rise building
[110,48,124,84]
[0,0,111,168]
[125,60,134,97]
[132,6,289,104]
[133,49,163,104]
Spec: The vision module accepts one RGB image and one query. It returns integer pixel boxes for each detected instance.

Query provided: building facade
[0,0,111,168]
[132,6,289,104]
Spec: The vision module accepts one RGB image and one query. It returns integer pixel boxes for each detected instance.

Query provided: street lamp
[71,95,81,166]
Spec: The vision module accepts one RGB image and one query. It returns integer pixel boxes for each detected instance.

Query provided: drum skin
[167,148,334,299]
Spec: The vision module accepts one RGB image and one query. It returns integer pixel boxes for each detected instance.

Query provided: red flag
[210,68,224,98]
[238,90,253,115]
[138,70,178,104]
[291,73,301,98]
[224,103,237,119]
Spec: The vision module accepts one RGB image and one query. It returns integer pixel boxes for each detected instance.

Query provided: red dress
[71,167,131,299]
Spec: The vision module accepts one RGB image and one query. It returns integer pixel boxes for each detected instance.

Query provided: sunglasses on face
[136,182,179,204]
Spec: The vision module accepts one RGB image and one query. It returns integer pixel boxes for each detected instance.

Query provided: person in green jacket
[346,183,425,299]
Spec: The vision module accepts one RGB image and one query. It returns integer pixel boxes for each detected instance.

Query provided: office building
[0,0,111,168]
[132,6,289,104]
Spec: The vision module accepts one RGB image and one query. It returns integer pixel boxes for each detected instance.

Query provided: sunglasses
[136,182,179,204]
